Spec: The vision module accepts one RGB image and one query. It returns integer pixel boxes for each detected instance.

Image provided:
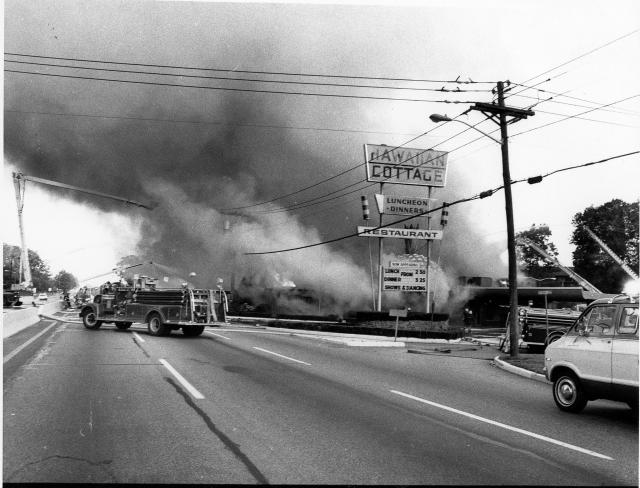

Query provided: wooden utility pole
[470,82,534,358]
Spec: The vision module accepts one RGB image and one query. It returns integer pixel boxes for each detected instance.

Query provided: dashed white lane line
[390,390,613,461]
[4,321,58,364]
[206,331,232,340]
[252,347,312,366]
[159,359,205,399]
[132,332,145,343]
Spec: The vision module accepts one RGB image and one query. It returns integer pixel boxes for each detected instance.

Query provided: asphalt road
[3,312,638,484]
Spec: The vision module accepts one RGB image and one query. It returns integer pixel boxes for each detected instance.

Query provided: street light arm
[429,114,501,144]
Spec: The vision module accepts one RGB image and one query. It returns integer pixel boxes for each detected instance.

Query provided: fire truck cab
[79,277,227,337]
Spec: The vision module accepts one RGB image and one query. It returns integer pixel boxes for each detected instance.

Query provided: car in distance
[544,294,638,413]
[37,293,48,301]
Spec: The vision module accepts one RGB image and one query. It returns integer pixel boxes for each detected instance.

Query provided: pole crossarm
[471,101,535,122]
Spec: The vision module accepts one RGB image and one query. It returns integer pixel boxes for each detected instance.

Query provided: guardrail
[2,301,62,339]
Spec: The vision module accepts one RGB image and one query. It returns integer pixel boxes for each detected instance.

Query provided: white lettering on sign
[357,226,443,240]
[383,265,428,292]
[365,144,448,188]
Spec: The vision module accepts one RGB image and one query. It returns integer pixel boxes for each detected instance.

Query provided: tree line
[3,243,78,292]
[516,199,638,293]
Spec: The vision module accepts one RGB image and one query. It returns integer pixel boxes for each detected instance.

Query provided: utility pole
[470,81,534,358]
[377,182,384,312]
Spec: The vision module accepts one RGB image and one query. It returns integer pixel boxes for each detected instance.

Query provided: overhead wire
[4,108,424,137]
[4,58,490,93]
[4,52,496,84]
[243,116,489,215]
[5,68,484,104]
[244,150,639,255]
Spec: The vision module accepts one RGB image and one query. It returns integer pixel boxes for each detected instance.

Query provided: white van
[544,294,638,413]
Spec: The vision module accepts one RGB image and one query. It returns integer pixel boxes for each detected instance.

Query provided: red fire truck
[79,277,228,337]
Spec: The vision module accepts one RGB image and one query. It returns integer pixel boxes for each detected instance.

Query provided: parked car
[37,293,48,301]
[544,294,638,413]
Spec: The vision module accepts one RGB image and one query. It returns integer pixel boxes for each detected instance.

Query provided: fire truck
[79,277,228,337]
[518,306,582,350]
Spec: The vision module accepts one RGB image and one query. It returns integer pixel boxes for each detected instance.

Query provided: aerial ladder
[582,226,639,281]
[516,236,601,293]
[12,172,153,289]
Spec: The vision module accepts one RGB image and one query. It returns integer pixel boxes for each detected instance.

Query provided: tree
[3,243,53,291]
[53,270,78,292]
[516,224,559,274]
[571,199,639,293]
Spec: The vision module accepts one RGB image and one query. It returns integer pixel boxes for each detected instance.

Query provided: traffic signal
[440,202,449,227]
[361,195,370,221]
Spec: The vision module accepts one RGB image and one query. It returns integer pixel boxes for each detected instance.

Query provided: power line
[532,109,639,129]
[511,93,640,139]
[5,52,496,84]
[519,28,639,86]
[243,121,495,216]
[510,83,640,117]
[5,68,482,104]
[244,150,639,255]
[241,116,489,215]
[4,108,423,137]
[4,59,491,93]
[220,118,465,212]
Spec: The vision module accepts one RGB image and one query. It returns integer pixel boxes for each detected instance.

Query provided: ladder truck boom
[583,226,639,281]
[516,236,601,293]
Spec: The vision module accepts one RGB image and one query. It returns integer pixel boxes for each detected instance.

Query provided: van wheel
[183,326,205,337]
[553,373,587,413]
[147,313,170,336]
[82,310,102,330]
[115,322,132,330]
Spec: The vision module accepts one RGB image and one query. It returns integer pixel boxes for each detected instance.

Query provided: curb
[493,355,550,384]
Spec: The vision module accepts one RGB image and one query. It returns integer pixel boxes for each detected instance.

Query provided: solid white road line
[132,332,145,343]
[390,390,613,461]
[252,347,311,366]
[4,321,58,364]
[159,359,205,399]
[205,331,232,340]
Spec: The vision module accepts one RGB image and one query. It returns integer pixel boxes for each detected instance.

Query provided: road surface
[4,311,638,484]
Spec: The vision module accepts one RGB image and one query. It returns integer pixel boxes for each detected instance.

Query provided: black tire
[115,322,133,330]
[147,313,170,337]
[182,325,205,337]
[82,310,103,330]
[553,373,588,413]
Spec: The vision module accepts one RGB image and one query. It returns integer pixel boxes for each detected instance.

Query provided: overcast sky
[3,0,639,301]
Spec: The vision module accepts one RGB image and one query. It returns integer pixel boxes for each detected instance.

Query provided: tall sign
[364,144,448,187]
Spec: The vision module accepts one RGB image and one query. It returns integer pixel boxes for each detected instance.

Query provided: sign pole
[377,182,384,312]
[425,186,432,314]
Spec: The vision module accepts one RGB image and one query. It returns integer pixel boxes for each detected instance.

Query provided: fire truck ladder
[583,226,639,281]
[516,236,601,294]
[12,172,154,289]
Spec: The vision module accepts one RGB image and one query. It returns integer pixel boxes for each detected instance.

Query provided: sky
[3,0,639,307]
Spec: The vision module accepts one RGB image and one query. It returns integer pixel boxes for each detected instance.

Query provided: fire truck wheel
[183,326,205,337]
[147,313,170,336]
[82,310,102,330]
[115,322,133,330]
